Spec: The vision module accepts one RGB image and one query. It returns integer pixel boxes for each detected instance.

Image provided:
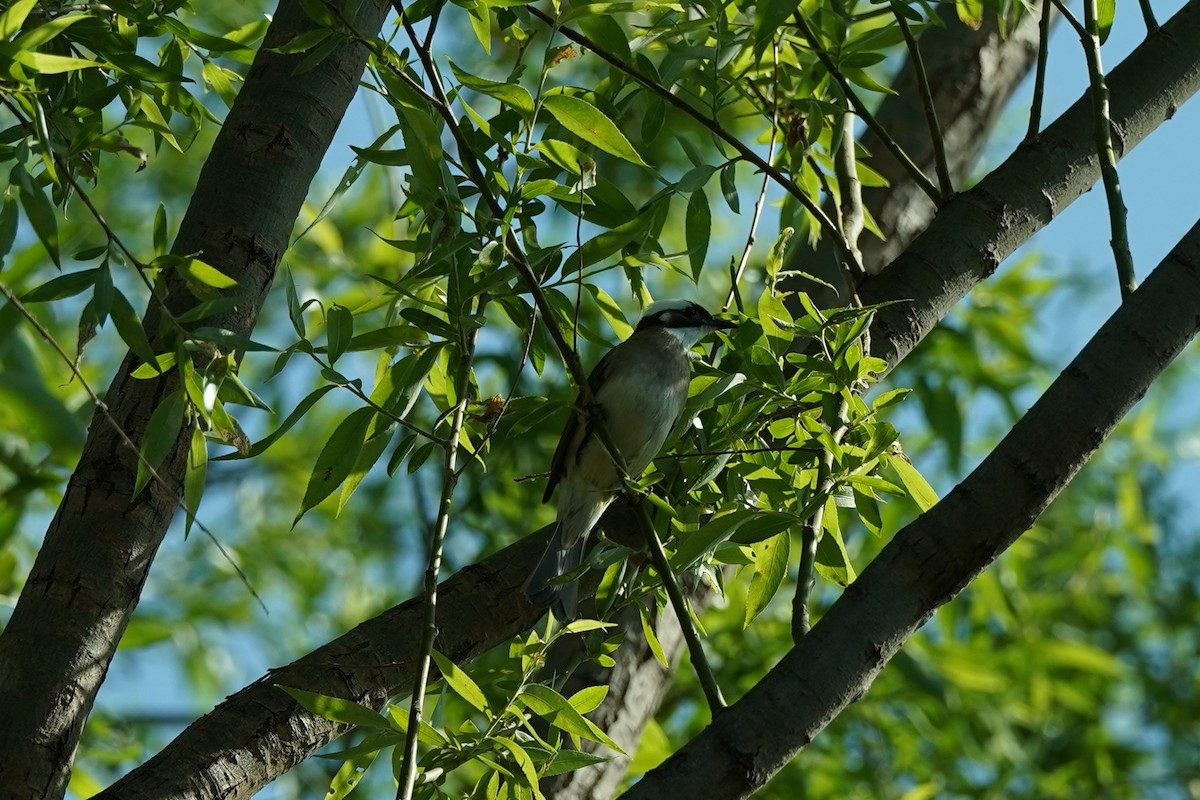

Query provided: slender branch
[791,397,849,642]
[632,497,726,713]
[1025,0,1054,142]
[833,112,865,283]
[790,12,942,204]
[397,297,484,799]
[892,8,953,196]
[724,41,780,314]
[524,5,862,274]
[1138,0,1160,32]
[1052,0,1138,298]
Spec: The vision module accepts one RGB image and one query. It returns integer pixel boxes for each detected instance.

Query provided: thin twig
[0,282,265,612]
[1052,0,1137,298]
[833,113,865,279]
[792,397,850,643]
[1138,0,1160,33]
[1025,0,1054,143]
[790,12,940,205]
[724,41,780,314]
[892,8,952,197]
[397,297,486,800]
[632,496,727,713]
[524,6,861,274]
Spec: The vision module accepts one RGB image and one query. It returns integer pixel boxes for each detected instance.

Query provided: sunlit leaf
[542,94,649,168]
[295,407,374,524]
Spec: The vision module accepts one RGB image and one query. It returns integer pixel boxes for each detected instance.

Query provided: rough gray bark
[95,5,1200,792]
[861,4,1200,371]
[545,11,1048,796]
[0,1,391,796]
[623,213,1200,799]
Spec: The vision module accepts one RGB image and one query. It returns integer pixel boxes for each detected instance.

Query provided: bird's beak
[711,317,736,330]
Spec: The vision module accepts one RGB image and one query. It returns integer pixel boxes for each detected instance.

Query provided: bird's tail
[524,522,587,621]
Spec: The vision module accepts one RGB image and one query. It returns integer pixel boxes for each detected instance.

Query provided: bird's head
[635,299,735,348]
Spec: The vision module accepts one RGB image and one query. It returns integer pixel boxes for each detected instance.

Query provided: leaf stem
[396,296,485,800]
[1052,0,1138,298]
[632,496,727,713]
[1025,0,1054,143]
[892,8,953,197]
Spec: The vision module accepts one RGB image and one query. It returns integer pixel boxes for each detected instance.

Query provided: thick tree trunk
[0,2,390,796]
[96,4,1200,793]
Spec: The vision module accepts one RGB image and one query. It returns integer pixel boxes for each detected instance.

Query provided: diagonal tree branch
[97,4,1200,794]
[0,1,392,796]
[862,1,1200,370]
[623,211,1200,799]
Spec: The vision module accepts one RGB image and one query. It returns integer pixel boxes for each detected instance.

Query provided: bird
[525,299,736,621]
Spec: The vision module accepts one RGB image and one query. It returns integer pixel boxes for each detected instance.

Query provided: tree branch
[862,0,1200,371]
[623,211,1200,800]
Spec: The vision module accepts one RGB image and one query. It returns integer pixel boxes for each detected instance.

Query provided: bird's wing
[543,344,621,503]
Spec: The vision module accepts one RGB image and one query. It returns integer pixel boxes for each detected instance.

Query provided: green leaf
[494,737,541,791]
[215,385,336,462]
[12,162,59,267]
[1095,0,1116,43]
[638,602,668,667]
[277,685,392,729]
[13,51,101,73]
[542,95,648,168]
[12,12,89,50]
[540,749,611,777]
[744,530,790,628]
[327,745,381,800]
[110,290,158,367]
[326,304,353,364]
[21,269,98,303]
[131,352,177,378]
[153,204,168,256]
[284,269,306,338]
[720,161,740,214]
[955,0,984,29]
[377,346,441,419]
[189,327,278,352]
[184,424,207,538]
[448,60,534,116]
[0,0,37,39]
[134,391,186,496]
[336,428,392,515]
[890,455,939,512]
[467,0,492,54]
[295,406,375,524]
[271,27,331,54]
[177,258,238,289]
[105,51,189,83]
[567,685,608,715]
[685,189,711,283]
[0,194,18,264]
[430,650,489,714]
[518,685,623,752]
